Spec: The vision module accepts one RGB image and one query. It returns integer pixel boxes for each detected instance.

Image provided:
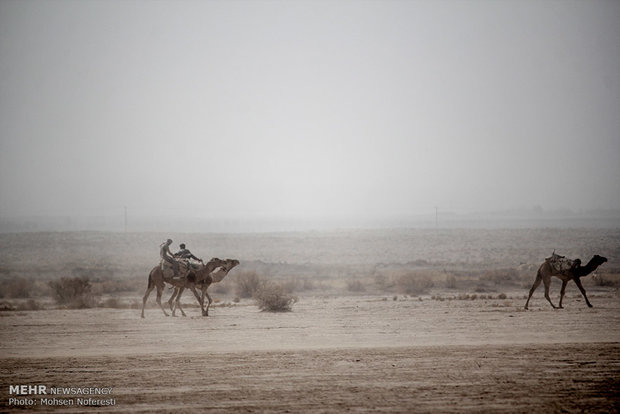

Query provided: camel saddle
[545,252,578,275]
[160,259,200,278]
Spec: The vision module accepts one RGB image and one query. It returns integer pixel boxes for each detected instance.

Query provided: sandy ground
[2,291,620,413]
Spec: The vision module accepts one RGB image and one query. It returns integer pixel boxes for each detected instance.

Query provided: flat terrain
[2,293,620,413]
[1,228,619,412]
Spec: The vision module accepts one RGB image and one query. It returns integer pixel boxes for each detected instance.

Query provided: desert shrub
[497,293,507,299]
[254,281,297,312]
[48,277,96,308]
[235,271,261,298]
[346,279,366,292]
[396,273,434,296]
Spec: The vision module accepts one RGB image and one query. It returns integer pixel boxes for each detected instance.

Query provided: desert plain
[1,227,619,412]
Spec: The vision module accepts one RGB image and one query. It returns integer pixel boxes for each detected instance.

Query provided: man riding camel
[160,239,180,278]
[174,243,203,263]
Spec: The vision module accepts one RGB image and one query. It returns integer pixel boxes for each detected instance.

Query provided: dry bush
[48,277,96,308]
[395,272,434,296]
[254,281,298,312]
[235,271,261,298]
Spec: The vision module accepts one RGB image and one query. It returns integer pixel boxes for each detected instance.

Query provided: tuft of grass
[254,281,298,312]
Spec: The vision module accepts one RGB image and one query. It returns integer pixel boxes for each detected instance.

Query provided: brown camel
[168,258,240,316]
[141,257,226,318]
[524,255,607,310]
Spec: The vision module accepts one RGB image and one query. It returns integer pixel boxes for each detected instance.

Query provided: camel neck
[574,257,601,277]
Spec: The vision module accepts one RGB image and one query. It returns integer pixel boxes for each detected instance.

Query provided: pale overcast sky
[1,0,619,223]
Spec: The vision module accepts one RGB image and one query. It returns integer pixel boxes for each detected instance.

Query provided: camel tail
[535,265,544,281]
[147,269,154,290]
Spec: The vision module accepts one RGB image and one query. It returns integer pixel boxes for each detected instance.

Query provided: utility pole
[435,206,438,228]
[124,206,127,233]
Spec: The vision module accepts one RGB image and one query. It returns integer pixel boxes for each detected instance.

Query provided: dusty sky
[1,0,619,224]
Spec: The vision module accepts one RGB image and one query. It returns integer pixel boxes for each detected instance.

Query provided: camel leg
[141,283,155,318]
[558,280,568,309]
[155,283,170,317]
[542,276,557,309]
[524,274,542,310]
[168,289,178,313]
[204,290,213,317]
[174,287,187,317]
[188,286,204,315]
[573,277,593,308]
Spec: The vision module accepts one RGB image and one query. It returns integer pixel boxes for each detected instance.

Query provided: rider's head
[166,239,172,245]
[180,243,186,249]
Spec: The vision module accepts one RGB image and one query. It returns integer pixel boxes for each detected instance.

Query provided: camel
[141,257,226,318]
[168,258,240,316]
[524,254,607,310]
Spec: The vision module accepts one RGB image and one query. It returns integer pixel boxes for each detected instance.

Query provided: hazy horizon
[1,0,619,231]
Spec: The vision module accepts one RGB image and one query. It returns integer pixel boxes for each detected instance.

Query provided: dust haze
[1,2,620,413]
[1,0,619,232]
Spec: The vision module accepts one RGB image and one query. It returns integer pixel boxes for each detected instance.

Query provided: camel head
[574,255,607,277]
[210,259,240,283]
[222,259,240,272]
[204,257,226,271]
[589,255,608,268]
